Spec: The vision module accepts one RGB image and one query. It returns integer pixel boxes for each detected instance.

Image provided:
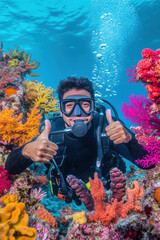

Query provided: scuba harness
[39,99,121,204]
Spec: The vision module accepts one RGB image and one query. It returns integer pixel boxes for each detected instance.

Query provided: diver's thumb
[39,119,51,140]
[106,109,114,125]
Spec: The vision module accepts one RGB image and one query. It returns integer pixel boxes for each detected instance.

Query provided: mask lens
[80,100,91,113]
[64,101,75,114]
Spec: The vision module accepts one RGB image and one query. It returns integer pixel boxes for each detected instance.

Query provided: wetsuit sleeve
[5,144,34,174]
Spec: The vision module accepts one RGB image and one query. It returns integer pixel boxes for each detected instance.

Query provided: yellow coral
[0,106,42,146]
[8,46,40,77]
[0,202,37,240]
[23,80,58,114]
[1,194,20,205]
[66,211,87,224]
[7,58,20,69]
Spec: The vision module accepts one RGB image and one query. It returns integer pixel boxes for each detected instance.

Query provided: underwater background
[1,0,160,120]
[1,0,160,239]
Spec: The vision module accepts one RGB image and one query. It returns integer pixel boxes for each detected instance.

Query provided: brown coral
[35,206,56,227]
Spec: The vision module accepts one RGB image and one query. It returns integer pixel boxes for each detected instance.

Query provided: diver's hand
[105,109,132,145]
[22,119,58,163]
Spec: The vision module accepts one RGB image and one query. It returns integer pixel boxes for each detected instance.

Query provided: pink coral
[0,64,23,89]
[110,168,126,201]
[66,175,94,211]
[135,137,160,167]
[121,95,160,136]
[30,188,47,201]
[0,165,11,196]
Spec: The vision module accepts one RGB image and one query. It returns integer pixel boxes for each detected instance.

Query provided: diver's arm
[5,145,34,174]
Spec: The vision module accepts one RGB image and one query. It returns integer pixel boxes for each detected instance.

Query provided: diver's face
[60,89,93,127]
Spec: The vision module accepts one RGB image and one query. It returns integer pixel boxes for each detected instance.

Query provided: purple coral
[66,175,94,211]
[110,167,126,201]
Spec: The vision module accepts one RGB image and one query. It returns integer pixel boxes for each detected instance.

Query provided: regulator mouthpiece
[72,120,88,138]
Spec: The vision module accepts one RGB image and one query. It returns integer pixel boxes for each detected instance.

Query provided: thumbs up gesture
[22,119,58,163]
[105,109,132,145]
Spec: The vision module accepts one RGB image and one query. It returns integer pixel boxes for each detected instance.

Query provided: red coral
[89,173,144,225]
[0,165,11,196]
[138,59,153,69]
[126,48,160,104]
[142,48,155,58]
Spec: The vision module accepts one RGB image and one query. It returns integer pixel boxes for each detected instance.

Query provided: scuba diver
[5,77,152,205]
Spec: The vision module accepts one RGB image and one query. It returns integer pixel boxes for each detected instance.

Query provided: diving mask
[60,95,94,117]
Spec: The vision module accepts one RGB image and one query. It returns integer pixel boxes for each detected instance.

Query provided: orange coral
[0,106,42,146]
[4,88,17,98]
[89,173,144,225]
[34,175,49,185]
[35,206,56,227]
[154,188,160,206]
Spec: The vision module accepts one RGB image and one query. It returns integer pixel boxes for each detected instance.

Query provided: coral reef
[122,48,160,168]
[0,106,42,146]
[127,48,160,104]
[0,202,37,240]
[1,193,20,205]
[67,174,94,211]
[0,165,11,196]
[35,205,56,227]
[89,172,143,225]
[23,80,58,114]
[110,167,126,201]
[65,211,87,224]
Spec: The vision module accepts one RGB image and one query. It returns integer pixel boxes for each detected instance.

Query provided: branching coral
[23,80,58,114]
[0,202,37,239]
[126,48,160,104]
[0,106,42,146]
[30,188,47,201]
[0,64,22,89]
[0,165,11,196]
[7,46,40,77]
[35,206,56,227]
[89,173,144,225]
[33,175,49,185]
[121,94,160,167]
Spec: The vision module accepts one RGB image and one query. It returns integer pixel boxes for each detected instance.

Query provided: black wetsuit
[5,117,152,187]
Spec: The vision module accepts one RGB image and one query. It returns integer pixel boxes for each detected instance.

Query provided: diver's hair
[57,77,95,100]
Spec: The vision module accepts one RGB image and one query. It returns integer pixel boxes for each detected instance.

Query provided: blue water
[1,0,160,164]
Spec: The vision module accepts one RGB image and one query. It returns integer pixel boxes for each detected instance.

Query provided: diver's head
[57,77,95,128]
